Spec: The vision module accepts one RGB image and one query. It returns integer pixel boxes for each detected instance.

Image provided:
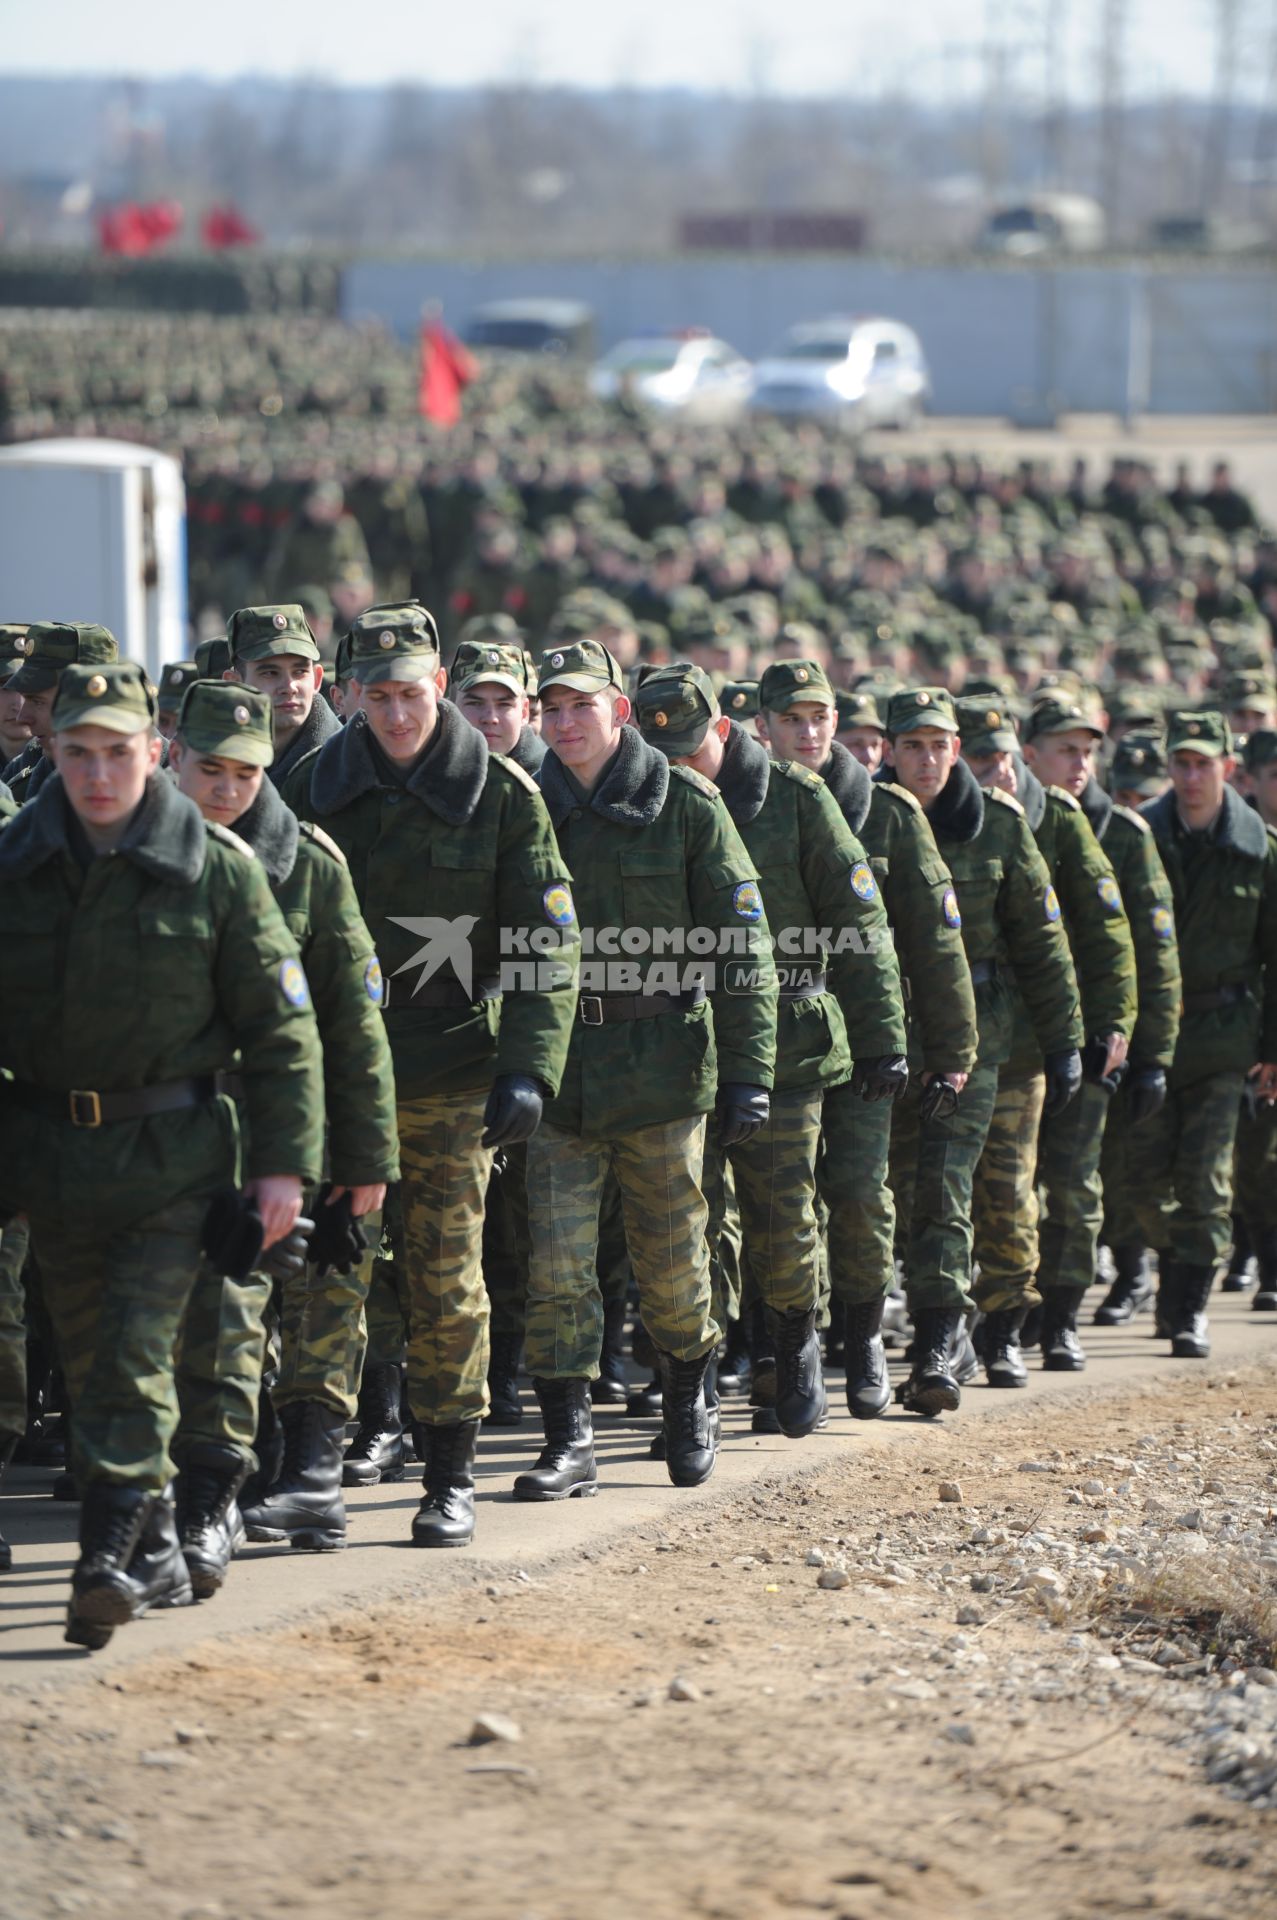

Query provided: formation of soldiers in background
[1,331,1276,1654]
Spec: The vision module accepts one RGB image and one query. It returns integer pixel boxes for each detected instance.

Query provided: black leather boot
[657,1351,716,1487]
[128,1492,194,1615]
[1253,1228,1277,1311]
[592,1297,629,1407]
[0,1433,17,1573]
[896,1306,962,1416]
[748,1297,777,1429]
[1041,1288,1088,1371]
[513,1379,598,1500]
[237,1384,284,1509]
[824,1298,846,1369]
[484,1334,525,1428]
[341,1362,406,1486]
[1223,1215,1255,1291]
[411,1422,478,1546]
[1093,1244,1154,1324]
[844,1298,892,1418]
[983,1306,1029,1387]
[1169,1263,1214,1358]
[65,1483,155,1647]
[626,1370,663,1417]
[716,1316,752,1395]
[240,1401,347,1550]
[765,1306,826,1438]
[1153,1257,1178,1337]
[176,1442,248,1599]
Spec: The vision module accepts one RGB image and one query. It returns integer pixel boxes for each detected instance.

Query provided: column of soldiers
[3,573,1277,1653]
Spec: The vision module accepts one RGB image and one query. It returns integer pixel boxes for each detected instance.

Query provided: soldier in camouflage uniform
[284,605,578,1546]
[155,662,200,741]
[1131,710,1277,1357]
[635,663,906,1441]
[882,688,1083,1416]
[3,623,120,803]
[0,625,34,767]
[961,695,1137,1380]
[519,639,778,1495]
[168,681,399,1583]
[755,664,978,1420]
[0,663,324,1647]
[225,603,341,790]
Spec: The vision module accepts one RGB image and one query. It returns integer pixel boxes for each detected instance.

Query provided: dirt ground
[4,1362,1276,1920]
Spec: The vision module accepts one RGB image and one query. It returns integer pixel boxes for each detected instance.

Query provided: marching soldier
[225,604,341,790]
[3,622,119,802]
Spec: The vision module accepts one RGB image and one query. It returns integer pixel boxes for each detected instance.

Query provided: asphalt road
[3,1292,1274,1680]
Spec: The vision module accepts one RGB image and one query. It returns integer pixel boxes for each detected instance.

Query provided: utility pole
[1098,0,1128,236]
[1042,0,1069,187]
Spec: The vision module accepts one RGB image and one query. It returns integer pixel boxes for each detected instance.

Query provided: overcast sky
[0,0,1264,100]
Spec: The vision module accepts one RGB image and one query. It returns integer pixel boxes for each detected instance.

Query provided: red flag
[201,203,261,249]
[418,318,477,427]
[97,201,183,256]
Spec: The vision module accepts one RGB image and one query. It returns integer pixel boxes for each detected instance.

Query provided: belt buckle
[69,1089,102,1129]
[579,995,604,1026]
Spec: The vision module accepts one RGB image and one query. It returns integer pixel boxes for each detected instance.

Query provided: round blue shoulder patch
[1150,904,1173,942]
[279,958,310,1008]
[850,862,878,902]
[1043,885,1062,924]
[543,883,575,927]
[941,885,962,930]
[364,955,384,1004]
[1096,875,1121,913]
[732,881,763,923]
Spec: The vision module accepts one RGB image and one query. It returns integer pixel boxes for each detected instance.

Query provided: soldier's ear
[435,666,448,695]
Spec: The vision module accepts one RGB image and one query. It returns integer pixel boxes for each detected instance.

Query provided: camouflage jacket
[1079,775,1181,1072]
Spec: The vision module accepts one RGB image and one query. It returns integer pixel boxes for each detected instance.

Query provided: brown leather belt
[778,971,827,1003]
[577,986,707,1026]
[0,1073,230,1129]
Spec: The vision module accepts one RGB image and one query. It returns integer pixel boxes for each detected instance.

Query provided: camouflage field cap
[194,635,234,680]
[227,604,320,665]
[955,695,1018,755]
[885,687,959,735]
[1165,709,1232,758]
[177,681,275,768]
[451,638,532,697]
[1022,693,1106,743]
[758,659,835,712]
[456,611,525,651]
[156,661,201,712]
[333,632,354,683]
[633,664,720,756]
[0,623,29,683]
[9,621,119,696]
[721,679,759,719]
[835,688,885,733]
[537,637,624,695]
[347,604,441,685]
[52,661,154,737]
[1242,728,1277,773]
[1110,731,1168,795]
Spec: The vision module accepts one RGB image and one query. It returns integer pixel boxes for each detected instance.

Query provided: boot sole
[846,1389,891,1420]
[903,1380,961,1417]
[244,1525,347,1550]
[409,1532,473,1547]
[71,1582,137,1629]
[341,1463,405,1486]
[511,1480,599,1502]
[1170,1338,1210,1359]
[1042,1354,1087,1372]
[984,1370,1028,1389]
[64,1612,114,1650]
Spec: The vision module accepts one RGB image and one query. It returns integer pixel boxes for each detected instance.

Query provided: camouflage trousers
[275,1204,382,1419]
[370,1091,493,1427]
[1232,1093,1277,1233]
[818,1078,895,1307]
[176,1266,272,1467]
[524,1116,718,1380]
[970,1066,1046,1312]
[0,1218,29,1439]
[702,1089,824,1329]
[33,1197,207,1491]
[1127,1069,1247,1268]
[889,1059,1001,1313]
[482,1146,530,1339]
[1036,1081,1115,1296]
[1098,1082,1149,1249]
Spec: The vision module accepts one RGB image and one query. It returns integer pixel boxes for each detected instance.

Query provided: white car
[589,331,754,421]
[749,317,930,430]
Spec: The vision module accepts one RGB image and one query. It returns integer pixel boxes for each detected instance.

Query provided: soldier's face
[53,724,162,827]
[839,725,885,773]
[1169,748,1231,827]
[358,671,444,762]
[0,683,32,749]
[231,655,323,741]
[1024,727,1099,798]
[765,701,835,773]
[964,747,1017,794]
[1251,762,1277,825]
[17,685,56,753]
[456,682,528,757]
[170,739,265,826]
[885,727,961,804]
[540,686,626,776]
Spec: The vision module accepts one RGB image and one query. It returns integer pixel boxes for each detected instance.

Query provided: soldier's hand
[1042,1049,1083,1117]
[260,1216,315,1281]
[247,1175,304,1251]
[1081,1033,1129,1092]
[1249,1061,1277,1101]
[481,1073,545,1149]
[716,1084,770,1147]
[328,1183,386,1218]
[1126,1063,1168,1125]
[851,1054,910,1103]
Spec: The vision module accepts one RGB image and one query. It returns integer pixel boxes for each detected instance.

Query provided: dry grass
[1081,1543,1277,1669]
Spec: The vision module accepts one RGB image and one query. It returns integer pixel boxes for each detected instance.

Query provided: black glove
[851,1055,910,1104]
[202,1187,265,1283]
[1042,1048,1084,1118]
[1080,1035,1128,1094]
[307,1184,369,1273]
[919,1074,961,1125]
[716,1084,770,1148]
[481,1073,544,1149]
[1125,1063,1168,1126]
[260,1216,315,1281]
